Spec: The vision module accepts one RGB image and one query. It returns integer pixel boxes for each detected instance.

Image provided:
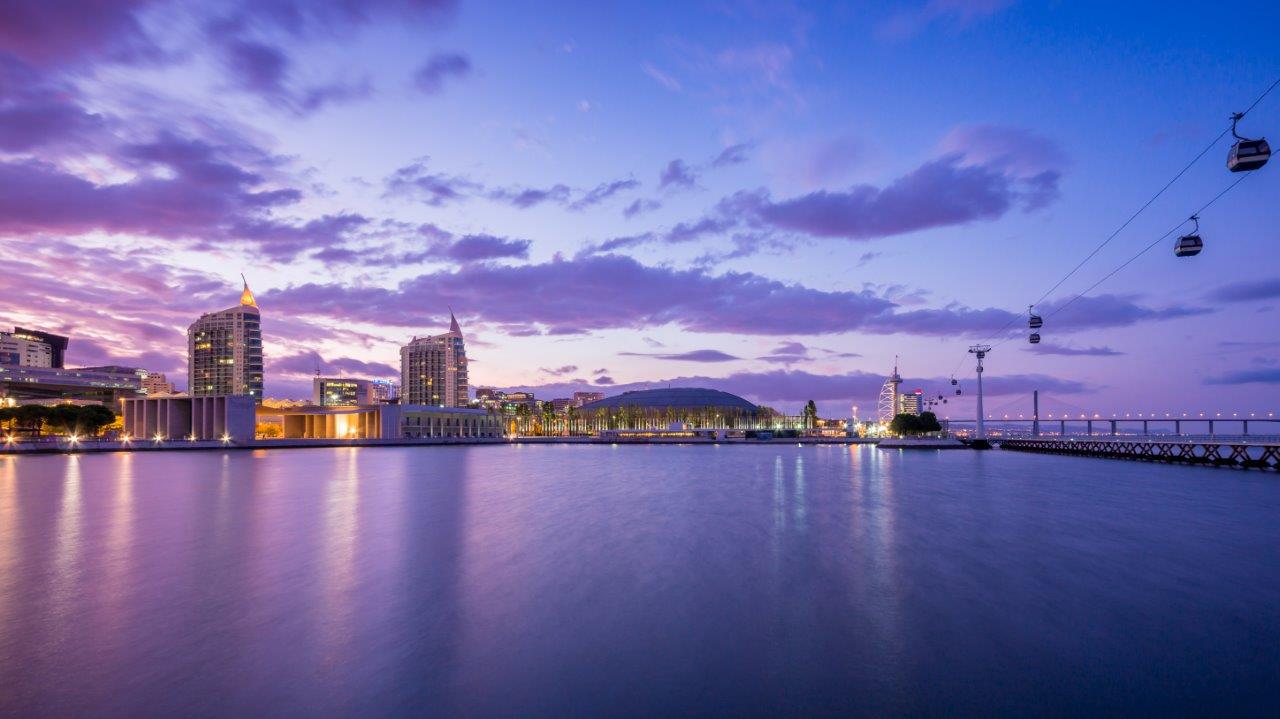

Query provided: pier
[1000,438,1280,471]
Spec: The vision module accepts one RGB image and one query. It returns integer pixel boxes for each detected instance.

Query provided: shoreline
[0,435,883,456]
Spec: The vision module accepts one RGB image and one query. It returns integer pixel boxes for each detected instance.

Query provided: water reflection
[1,446,1278,716]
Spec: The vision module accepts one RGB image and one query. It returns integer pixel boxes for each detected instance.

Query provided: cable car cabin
[1228,138,1270,172]
[950,378,958,386]
[1029,332,1041,344]
[1174,234,1203,257]
[1029,314,1043,330]
[955,389,962,396]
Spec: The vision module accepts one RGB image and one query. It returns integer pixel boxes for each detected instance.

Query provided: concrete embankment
[877,438,968,449]
[1,435,893,456]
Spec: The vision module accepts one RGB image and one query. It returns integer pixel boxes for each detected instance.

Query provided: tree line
[0,404,118,437]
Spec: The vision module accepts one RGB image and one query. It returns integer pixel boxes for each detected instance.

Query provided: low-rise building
[121,395,257,441]
[573,391,604,407]
[141,372,176,395]
[0,365,142,405]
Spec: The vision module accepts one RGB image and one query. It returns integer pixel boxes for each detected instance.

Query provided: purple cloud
[0,0,163,69]
[568,179,640,211]
[1208,277,1280,303]
[427,234,532,262]
[879,0,1016,40]
[620,350,742,362]
[623,198,661,218]
[384,158,481,206]
[261,254,897,336]
[540,365,579,376]
[0,57,107,154]
[413,52,472,94]
[658,159,697,190]
[710,142,754,168]
[1205,369,1280,385]
[490,184,572,209]
[270,350,397,379]
[755,155,1015,239]
[1027,344,1123,357]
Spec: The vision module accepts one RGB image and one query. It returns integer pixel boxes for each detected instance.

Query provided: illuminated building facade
[187,279,263,400]
[9,327,68,367]
[0,331,53,367]
[400,311,468,407]
[898,390,923,416]
[312,377,375,406]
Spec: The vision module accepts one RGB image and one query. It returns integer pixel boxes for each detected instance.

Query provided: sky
[2,0,1279,418]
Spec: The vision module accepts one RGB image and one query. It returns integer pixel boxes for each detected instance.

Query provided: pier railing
[1000,438,1280,471]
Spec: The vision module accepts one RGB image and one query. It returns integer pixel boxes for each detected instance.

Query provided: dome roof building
[580,387,757,412]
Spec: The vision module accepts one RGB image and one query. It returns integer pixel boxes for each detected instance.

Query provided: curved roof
[580,387,757,411]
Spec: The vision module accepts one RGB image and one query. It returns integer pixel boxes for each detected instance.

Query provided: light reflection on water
[0,444,1278,716]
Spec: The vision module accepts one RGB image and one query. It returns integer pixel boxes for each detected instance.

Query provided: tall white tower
[876,356,902,424]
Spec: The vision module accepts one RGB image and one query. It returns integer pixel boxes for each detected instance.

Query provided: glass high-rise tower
[400,310,468,407]
[187,278,264,400]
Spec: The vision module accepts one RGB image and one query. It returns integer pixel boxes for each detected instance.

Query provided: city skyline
[2,1,1280,415]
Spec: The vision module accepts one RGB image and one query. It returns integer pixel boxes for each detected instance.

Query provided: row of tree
[0,404,118,437]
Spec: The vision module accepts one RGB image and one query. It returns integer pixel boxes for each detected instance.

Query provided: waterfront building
[187,279,264,400]
[573,391,604,407]
[313,377,375,406]
[256,403,501,440]
[122,395,256,442]
[0,331,53,367]
[550,398,572,413]
[10,327,69,367]
[141,372,175,396]
[400,311,468,407]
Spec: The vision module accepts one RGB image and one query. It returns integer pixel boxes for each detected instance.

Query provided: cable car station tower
[969,345,992,449]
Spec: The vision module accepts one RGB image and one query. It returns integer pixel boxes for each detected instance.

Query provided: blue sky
[2,0,1279,417]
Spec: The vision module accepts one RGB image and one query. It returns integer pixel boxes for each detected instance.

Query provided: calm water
[1,445,1278,716]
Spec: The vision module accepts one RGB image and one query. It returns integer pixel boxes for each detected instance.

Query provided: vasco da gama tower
[400,310,469,407]
[187,277,264,400]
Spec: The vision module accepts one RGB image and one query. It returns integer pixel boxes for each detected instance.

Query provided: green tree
[14,405,50,435]
[889,412,942,437]
[803,400,818,430]
[77,405,117,436]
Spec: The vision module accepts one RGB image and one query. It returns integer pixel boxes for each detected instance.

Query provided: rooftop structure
[579,387,757,412]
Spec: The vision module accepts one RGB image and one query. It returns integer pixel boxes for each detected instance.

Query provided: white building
[188,278,263,400]
[400,311,469,407]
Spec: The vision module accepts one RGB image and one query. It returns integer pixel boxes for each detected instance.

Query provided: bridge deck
[1000,438,1280,471]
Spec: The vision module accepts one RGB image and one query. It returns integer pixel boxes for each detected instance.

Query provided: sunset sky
[3,0,1279,416]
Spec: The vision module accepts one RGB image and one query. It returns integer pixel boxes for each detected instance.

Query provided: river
[1,445,1277,716]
